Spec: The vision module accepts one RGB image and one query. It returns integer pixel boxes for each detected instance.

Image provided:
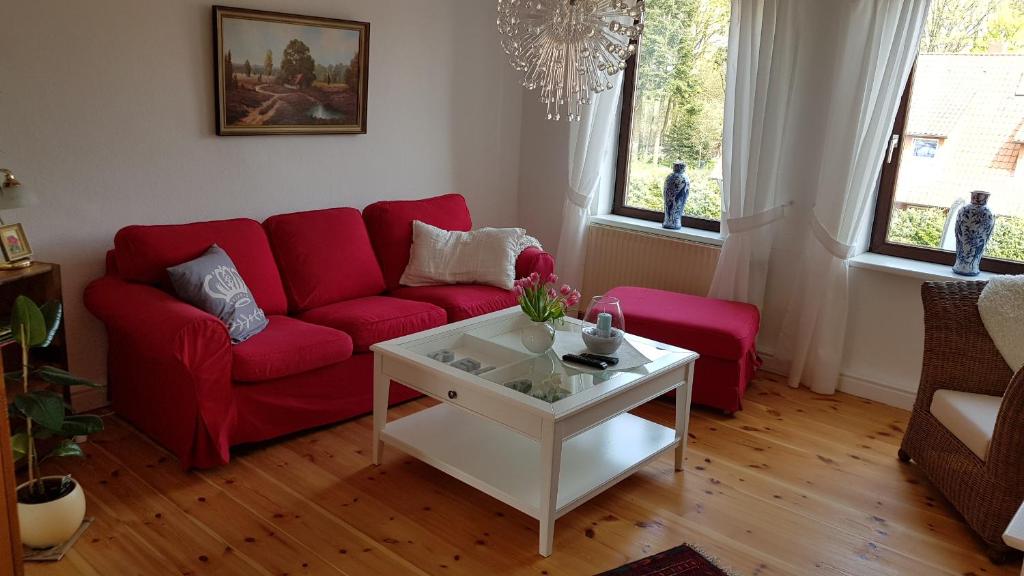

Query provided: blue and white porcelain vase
[953,190,995,277]
[662,161,690,230]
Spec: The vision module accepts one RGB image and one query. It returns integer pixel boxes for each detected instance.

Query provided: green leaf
[60,414,104,436]
[13,391,65,432]
[519,294,538,321]
[10,432,28,462]
[11,295,46,347]
[39,301,63,348]
[34,366,102,388]
[45,440,83,460]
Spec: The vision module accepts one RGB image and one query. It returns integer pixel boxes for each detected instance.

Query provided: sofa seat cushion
[299,296,446,352]
[390,285,516,323]
[605,286,760,360]
[930,389,1002,461]
[363,194,473,291]
[232,316,353,383]
[264,207,386,312]
[115,218,288,315]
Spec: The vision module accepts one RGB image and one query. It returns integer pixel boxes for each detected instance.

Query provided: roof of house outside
[896,53,1024,217]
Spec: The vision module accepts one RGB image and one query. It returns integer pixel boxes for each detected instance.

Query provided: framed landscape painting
[213,6,369,135]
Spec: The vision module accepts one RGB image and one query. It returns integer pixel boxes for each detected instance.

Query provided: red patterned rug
[595,544,739,576]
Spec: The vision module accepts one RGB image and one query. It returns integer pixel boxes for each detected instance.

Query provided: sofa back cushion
[114,218,288,315]
[264,207,386,312]
[363,194,473,291]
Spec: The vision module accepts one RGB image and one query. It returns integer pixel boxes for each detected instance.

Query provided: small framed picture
[0,223,32,262]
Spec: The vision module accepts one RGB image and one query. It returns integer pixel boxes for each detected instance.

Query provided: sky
[222,16,361,68]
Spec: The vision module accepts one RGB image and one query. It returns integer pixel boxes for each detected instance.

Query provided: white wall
[839,268,925,407]
[517,98,570,249]
[0,0,523,383]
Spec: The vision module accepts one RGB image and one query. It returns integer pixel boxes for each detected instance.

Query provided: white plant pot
[17,476,86,549]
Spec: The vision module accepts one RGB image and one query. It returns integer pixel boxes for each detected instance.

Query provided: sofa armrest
[915,282,1014,414]
[85,276,230,353]
[989,367,1024,486]
[84,276,235,469]
[515,246,555,282]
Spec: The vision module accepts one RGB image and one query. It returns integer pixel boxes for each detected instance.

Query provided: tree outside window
[614,0,731,227]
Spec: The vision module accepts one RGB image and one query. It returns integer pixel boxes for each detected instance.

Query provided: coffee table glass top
[383,308,697,412]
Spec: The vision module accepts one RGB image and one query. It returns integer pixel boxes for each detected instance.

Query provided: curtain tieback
[567,187,592,210]
[811,211,857,260]
[725,201,793,234]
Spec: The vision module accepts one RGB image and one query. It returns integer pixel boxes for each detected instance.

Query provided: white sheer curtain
[708,0,799,307]
[555,79,624,289]
[775,0,930,394]
[710,0,929,394]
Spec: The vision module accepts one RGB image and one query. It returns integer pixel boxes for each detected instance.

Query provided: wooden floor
[25,373,1021,576]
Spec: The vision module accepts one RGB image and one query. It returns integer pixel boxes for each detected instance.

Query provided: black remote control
[562,354,608,370]
[580,352,619,366]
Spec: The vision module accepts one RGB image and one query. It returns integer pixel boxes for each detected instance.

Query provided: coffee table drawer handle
[448,390,458,400]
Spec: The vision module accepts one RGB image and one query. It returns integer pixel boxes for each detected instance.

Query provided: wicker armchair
[899,281,1024,562]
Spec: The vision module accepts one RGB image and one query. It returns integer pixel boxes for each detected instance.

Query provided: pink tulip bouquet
[513,272,582,323]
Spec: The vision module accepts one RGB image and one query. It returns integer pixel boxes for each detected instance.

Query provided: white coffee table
[370,308,698,556]
[1005,502,1024,575]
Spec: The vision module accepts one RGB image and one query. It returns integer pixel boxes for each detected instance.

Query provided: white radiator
[581,223,721,306]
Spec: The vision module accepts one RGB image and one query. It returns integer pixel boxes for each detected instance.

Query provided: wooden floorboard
[24,373,1021,576]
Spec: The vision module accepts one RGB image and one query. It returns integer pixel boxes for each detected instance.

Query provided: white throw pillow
[978,274,1024,372]
[400,221,527,290]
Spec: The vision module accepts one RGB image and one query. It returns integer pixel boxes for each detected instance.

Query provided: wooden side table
[0,350,24,575]
[0,263,85,410]
[1004,503,1024,576]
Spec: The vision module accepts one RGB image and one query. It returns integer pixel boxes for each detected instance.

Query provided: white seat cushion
[930,389,1002,461]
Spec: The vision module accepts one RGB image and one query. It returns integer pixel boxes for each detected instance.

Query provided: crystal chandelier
[497,0,645,121]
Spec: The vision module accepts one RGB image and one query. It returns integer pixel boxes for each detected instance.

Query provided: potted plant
[513,272,581,354]
[7,295,103,549]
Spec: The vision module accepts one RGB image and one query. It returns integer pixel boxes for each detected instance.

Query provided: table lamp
[0,168,37,269]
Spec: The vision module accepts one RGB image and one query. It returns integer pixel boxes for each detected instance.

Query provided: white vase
[521,320,556,354]
[18,476,86,549]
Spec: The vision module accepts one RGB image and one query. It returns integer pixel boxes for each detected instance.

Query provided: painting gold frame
[213,6,370,136]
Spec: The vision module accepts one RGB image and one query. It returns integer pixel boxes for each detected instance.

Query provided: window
[912,138,939,158]
[612,0,731,232]
[871,1,1024,274]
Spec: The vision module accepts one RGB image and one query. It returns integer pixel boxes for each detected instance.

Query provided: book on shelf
[0,321,12,347]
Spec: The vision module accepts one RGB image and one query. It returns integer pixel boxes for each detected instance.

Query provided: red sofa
[85,194,553,469]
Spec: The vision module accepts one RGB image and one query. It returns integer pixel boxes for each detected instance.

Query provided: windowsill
[590,216,1000,281]
[590,214,724,247]
[848,252,998,282]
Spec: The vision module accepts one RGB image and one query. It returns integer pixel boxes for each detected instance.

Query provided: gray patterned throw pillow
[167,244,268,343]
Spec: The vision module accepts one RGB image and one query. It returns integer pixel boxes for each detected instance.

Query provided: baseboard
[757,348,915,410]
[836,374,916,410]
[758,353,788,377]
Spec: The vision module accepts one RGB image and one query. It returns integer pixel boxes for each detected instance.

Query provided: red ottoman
[606,286,761,414]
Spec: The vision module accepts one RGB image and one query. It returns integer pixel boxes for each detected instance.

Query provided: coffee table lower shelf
[381,403,678,521]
